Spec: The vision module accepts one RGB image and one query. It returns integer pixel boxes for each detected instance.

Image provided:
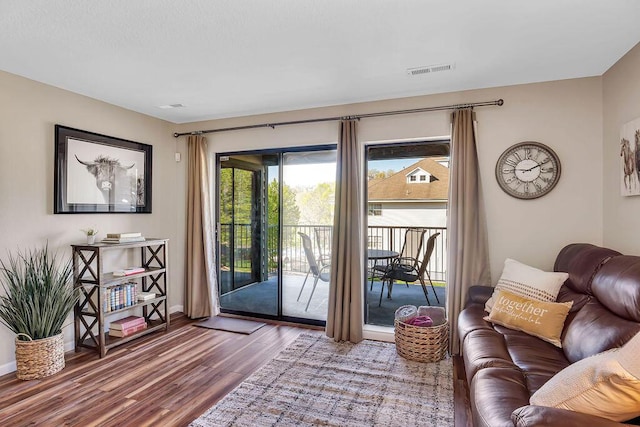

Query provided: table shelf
[72,239,170,357]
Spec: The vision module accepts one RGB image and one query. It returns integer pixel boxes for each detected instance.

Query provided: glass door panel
[218,155,277,316]
[281,150,336,321]
[364,141,450,327]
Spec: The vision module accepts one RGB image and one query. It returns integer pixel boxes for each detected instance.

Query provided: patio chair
[372,228,427,291]
[297,232,331,311]
[313,227,332,268]
[379,232,441,306]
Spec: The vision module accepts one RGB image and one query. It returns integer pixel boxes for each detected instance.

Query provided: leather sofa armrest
[512,405,629,427]
[465,285,494,308]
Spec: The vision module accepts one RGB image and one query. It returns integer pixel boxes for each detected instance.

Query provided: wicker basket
[15,333,65,380]
[394,318,449,363]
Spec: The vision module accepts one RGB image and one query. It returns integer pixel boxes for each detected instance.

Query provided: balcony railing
[219,224,447,283]
[219,224,447,282]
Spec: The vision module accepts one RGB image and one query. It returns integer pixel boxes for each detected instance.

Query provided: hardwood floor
[0,314,471,426]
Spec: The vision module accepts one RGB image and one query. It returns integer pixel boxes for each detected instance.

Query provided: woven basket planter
[394,318,449,363]
[15,333,65,380]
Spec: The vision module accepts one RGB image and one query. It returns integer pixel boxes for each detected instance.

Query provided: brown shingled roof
[368,158,449,201]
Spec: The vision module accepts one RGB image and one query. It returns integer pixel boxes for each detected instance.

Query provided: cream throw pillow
[485,258,568,312]
[530,332,640,422]
[484,289,572,347]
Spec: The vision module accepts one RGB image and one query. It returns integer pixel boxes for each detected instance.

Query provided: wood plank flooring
[0,314,471,426]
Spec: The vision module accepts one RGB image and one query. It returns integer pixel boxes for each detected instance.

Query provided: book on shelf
[104,282,138,312]
[108,322,147,337]
[102,236,146,244]
[137,292,156,301]
[110,315,146,330]
[113,267,146,277]
[106,232,142,238]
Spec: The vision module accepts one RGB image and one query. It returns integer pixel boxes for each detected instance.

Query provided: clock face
[495,142,561,199]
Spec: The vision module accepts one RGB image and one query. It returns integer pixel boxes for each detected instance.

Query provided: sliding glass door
[364,141,450,327]
[216,147,336,324]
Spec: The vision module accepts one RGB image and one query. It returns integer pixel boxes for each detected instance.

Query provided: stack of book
[137,291,156,302]
[102,232,145,244]
[108,315,147,338]
[113,266,146,277]
[104,282,138,312]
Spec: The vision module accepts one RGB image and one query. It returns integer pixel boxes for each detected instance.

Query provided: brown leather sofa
[458,243,640,427]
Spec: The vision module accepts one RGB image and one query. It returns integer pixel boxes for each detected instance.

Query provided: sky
[278,158,423,187]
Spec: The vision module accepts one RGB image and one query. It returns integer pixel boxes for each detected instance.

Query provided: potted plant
[81,227,99,244]
[0,245,78,380]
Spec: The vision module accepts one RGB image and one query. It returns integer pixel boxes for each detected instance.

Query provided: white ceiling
[2,0,640,124]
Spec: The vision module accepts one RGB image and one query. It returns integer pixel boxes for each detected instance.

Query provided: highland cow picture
[54,125,152,213]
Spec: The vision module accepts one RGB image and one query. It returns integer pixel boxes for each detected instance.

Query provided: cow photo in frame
[54,125,152,213]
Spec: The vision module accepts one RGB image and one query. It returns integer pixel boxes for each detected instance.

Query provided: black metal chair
[372,228,427,291]
[297,232,330,311]
[379,232,441,306]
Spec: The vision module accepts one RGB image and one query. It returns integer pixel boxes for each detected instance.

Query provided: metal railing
[219,224,447,283]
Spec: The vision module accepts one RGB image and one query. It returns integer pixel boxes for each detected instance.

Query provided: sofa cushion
[503,332,570,394]
[485,290,573,347]
[560,255,640,363]
[562,299,640,362]
[458,304,496,344]
[470,367,531,427]
[462,328,516,385]
[553,243,621,294]
[512,405,631,427]
[591,255,640,322]
[556,285,590,313]
[531,332,640,422]
[485,258,568,312]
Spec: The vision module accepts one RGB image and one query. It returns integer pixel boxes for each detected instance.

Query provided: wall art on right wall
[620,116,640,197]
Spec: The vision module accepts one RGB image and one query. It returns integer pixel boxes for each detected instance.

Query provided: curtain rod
[173,98,503,138]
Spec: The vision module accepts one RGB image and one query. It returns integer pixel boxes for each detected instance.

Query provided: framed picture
[620,117,640,197]
[54,125,152,213]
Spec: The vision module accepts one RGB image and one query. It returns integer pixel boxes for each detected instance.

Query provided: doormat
[194,316,267,334]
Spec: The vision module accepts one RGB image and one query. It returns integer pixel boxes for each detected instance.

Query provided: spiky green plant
[0,246,78,341]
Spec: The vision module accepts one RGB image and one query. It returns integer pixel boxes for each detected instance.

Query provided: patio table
[367,249,399,297]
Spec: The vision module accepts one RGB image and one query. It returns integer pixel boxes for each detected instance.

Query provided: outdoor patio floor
[219,273,446,327]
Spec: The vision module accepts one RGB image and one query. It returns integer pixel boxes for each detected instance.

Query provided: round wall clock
[495,141,561,199]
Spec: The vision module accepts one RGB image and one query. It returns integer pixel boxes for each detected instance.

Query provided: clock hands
[515,159,552,173]
[515,165,539,172]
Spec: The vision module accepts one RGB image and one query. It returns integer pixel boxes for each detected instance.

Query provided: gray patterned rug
[190,332,454,427]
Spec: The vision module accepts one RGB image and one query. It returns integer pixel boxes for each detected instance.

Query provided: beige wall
[0,52,620,374]
[603,43,640,253]
[0,70,184,374]
[175,76,604,284]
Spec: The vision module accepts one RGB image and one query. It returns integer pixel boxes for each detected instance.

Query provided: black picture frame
[54,125,152,214]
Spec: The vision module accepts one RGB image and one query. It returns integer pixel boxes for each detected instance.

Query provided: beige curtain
[185,135,219,319]
[446,108,491,354]
[326,119,364,343]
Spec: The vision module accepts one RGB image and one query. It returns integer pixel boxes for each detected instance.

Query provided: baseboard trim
[363,324,394,342]
[0,360,16,377]
[1,309,183,378]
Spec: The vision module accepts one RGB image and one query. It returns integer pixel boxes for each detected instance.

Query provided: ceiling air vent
[158,103,186,109]
[406,63,454,76]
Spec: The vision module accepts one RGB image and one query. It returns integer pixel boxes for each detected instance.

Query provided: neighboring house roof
[368,158,449,201]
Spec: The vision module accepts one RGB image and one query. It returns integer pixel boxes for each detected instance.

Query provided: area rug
[190,332,454,427]
[193,316,266,334]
